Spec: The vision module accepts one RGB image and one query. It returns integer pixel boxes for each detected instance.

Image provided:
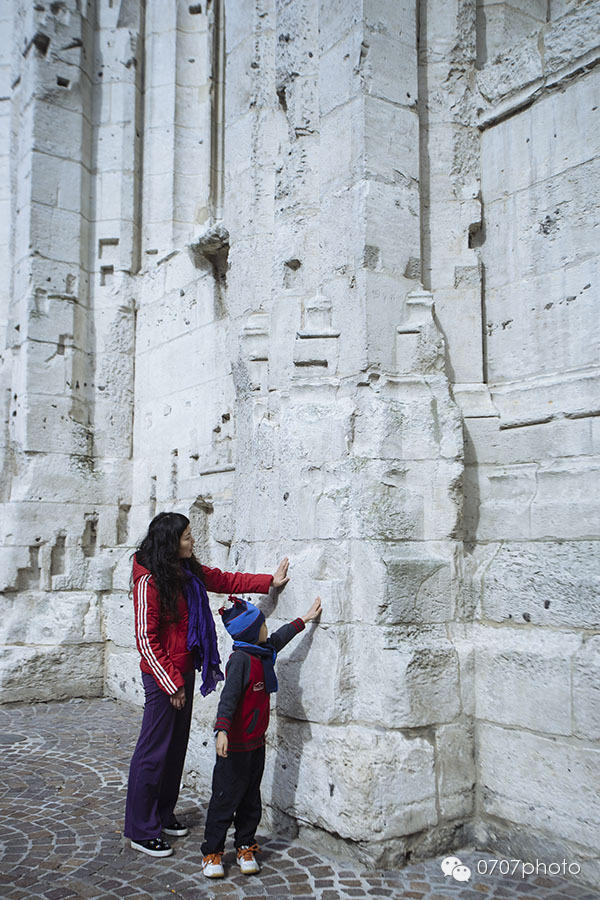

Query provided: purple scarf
[182,562,224,696]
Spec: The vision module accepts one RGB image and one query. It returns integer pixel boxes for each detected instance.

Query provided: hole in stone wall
[189,496,214,563]
[276,84,288,111]
[468,222,485,248]
[56,75,70,87]
[99,237,119,257]
[189,2,202,12]
[404,257,421,280]
[283,258,302,288]
[150,475,157,518]
[100,265,114,285]
[16,546,41,591]
[117,503,130,545]
[170,449,178,500]
[32,32,50,56]
[82,516,98,558]
[363,245,380,269]
[50,535,66,576]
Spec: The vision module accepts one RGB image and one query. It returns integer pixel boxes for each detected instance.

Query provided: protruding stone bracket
[294,293,340,373]
[394,290,446,376]
[451,383,499,419]
[188,222,230,281]
[240,311,269,392]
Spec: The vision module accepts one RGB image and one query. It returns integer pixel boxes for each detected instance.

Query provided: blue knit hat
[219,596,265,644]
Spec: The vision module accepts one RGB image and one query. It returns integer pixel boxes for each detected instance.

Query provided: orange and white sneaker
[236,843,260,874]
[201,851,225,878]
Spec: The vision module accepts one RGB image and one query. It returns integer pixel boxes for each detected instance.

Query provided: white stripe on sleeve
[136,575,178,694]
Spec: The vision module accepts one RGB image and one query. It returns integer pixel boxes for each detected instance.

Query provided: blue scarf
[183,562,224,696]
[233,641,278,694]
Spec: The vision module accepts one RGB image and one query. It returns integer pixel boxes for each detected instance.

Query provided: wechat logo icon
[441,855,472,882]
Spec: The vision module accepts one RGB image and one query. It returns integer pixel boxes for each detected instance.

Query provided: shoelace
[238,844,261,860]
[204,853,223,865]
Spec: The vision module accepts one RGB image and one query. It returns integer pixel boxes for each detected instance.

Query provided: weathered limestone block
[272,621,351,725]
[474,625,580,736]
[544,2,600,71]
[349,539,460,626]
[263,720,437,843]
[0,592,101,646]
[351,379,462,463]
[529,459,600,540]
[573,636,600,741]
[247,540,350,627]
[473,464,538,541]
[352,625,461,728]
[478,541,600,629]
[104,644,144,706]
[0,645,103,703]
[478,0,600,105]
[467,457,599,541]
[464,415,594,467]
[435,721,475,819]
[103,591,135,649]
[319,27,364,117]
[0,546,34,593]
[478,723,600,848]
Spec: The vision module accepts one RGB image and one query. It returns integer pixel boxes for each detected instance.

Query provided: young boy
[200,594,322,878]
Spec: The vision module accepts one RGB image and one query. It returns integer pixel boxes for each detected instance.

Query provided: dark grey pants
[201,746,265,854]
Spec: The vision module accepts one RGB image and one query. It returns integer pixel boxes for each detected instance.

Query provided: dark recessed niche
[32,32,50,56]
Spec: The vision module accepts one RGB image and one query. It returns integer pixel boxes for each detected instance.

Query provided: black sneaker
[163,819,189,837]
[130,837,173,857]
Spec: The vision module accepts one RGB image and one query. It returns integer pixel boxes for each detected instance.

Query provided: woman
[124,511,289,857]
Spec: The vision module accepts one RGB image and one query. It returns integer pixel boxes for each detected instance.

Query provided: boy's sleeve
[201,565,273,595]
[214,652,251,734]
[268,618,305,653]
[133,575,184,695]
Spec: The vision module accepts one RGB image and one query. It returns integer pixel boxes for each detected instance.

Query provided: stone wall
[464,2,600,881]
[1,0,599,881]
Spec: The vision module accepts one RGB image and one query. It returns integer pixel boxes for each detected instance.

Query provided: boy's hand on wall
[272,557,290,590]
[302,596,322,623]
[216,731,229,757]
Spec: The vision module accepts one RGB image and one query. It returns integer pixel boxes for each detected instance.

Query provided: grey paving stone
[0,699,598,900]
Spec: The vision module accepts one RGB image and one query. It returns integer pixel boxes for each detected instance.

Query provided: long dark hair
[135,512,204,622]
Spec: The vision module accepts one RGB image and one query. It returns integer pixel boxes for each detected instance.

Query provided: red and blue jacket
[214,618,305,752]
[132,555,273,695]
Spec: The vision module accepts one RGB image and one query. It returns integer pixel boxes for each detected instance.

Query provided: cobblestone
[0,699,597,899]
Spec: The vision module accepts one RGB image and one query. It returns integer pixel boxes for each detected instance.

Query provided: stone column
[0,0,104,699]
[227,0,471,865]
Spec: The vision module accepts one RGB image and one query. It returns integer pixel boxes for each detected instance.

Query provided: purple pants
[124,670,195,841]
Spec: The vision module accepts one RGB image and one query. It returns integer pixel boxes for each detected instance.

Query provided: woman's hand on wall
[272,557,290,590]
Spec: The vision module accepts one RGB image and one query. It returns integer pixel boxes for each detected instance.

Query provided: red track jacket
[132,555,273,695]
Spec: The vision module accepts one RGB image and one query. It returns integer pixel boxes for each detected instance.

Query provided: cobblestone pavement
[0,698,598,900]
